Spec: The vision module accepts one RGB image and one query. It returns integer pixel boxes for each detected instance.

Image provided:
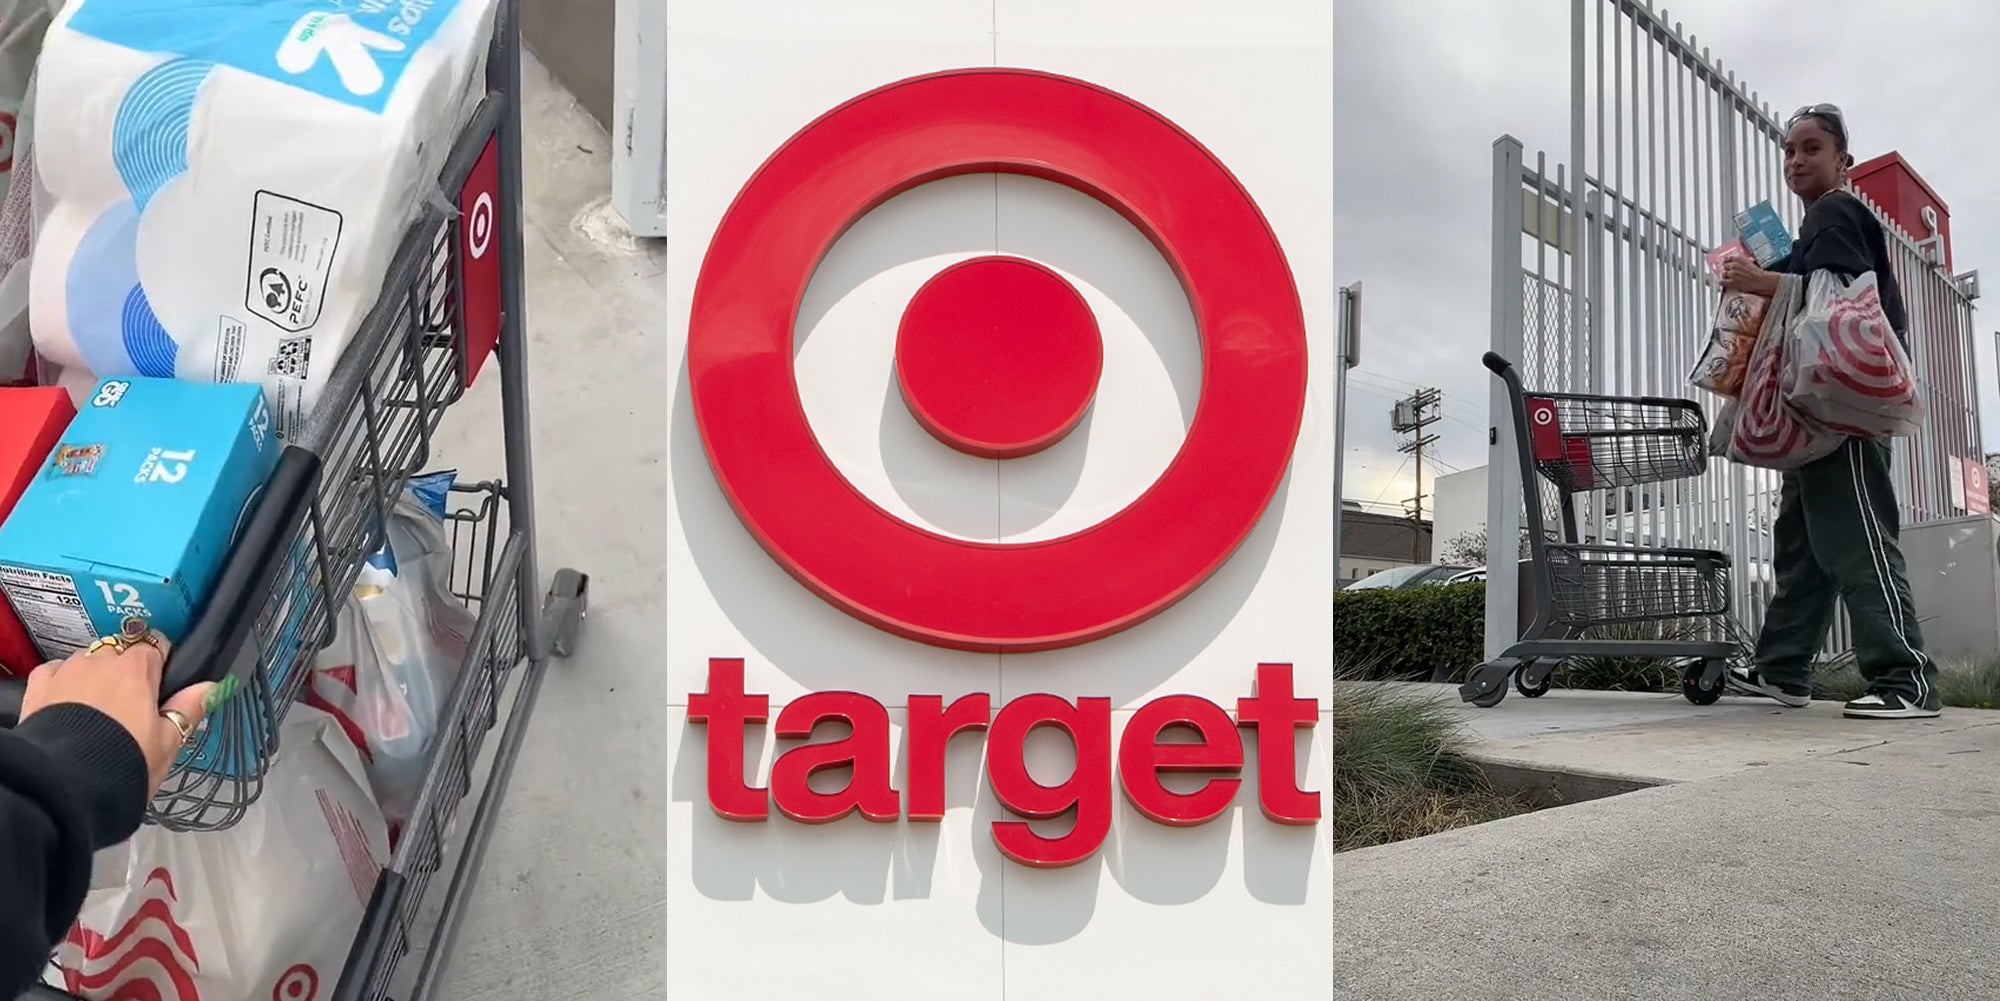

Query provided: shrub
[1812,651,2000,708]
[1333,582,1485,680]
[1553,618,1721,692]
[1332,679,1532,851]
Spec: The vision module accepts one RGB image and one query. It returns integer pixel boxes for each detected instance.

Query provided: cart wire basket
[7,1,587,998]
[1457,352,1734,709]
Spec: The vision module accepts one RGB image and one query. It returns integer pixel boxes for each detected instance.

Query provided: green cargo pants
[1754,437,1937,704]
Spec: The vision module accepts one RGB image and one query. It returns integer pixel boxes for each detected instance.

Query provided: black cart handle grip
[0,447,322,729]
[1482,351,1513,376]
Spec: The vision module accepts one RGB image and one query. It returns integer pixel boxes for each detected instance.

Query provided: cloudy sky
[1333,0,2000,517]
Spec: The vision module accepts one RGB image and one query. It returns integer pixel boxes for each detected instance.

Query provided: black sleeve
[1797,195,1877,281]
[0,705,151,997]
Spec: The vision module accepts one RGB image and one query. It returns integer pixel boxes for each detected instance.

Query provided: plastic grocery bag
[0,0,57,206]
[305,471,474,837]
[44,703,390,1001]
[1689,241,1770,398]
[1783,269,1923,439]
[0,1,58,387]
[1716,273,1844,471]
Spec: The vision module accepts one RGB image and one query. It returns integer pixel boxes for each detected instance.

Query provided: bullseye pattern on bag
[1787,270,1922,438]
[1719,273,1843,470]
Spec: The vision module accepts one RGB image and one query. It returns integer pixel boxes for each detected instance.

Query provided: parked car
[1342,564,1476,591]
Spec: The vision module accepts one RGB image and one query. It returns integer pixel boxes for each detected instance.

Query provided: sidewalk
[1338,686,2000,1000]
[416,52,670,1001]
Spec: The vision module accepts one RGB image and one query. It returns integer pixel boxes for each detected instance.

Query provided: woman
[1719,103,1938,719]
[0,624,217,994]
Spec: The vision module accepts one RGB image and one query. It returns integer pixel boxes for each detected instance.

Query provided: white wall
[663,4,1333,998]
[1433,465,1488,556]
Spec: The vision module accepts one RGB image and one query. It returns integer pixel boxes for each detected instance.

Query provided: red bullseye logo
[273,964,319,1001]
[688,68,1309,653]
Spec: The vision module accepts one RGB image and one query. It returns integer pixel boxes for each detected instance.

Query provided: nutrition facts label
[0,566,97,659]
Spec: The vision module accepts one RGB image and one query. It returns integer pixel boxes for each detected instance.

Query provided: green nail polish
[205,676,239,713]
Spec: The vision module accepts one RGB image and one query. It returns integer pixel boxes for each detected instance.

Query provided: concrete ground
[1383,682,2000,785]
[522,0,613,127]
[410,53,670,1000]
[1338,685,2000,1000]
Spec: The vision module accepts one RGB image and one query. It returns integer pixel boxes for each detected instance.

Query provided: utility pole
[1392,387,1442,563]
[1333,283,1362,584]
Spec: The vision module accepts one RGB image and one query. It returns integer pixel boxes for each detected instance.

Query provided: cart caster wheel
[1459,659,1515,708]
[1682,661,1724,706]
[1515,668,1552,699]
[545,568,589,658]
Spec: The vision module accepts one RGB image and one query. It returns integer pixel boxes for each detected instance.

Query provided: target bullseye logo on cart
[687,67,1309,652]
[683,68,1321,866]
[466,192,495,259]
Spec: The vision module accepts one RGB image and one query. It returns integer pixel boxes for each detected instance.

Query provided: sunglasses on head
[1787,103,1847,146]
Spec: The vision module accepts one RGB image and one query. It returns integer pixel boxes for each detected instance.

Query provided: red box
[0,387,77,676]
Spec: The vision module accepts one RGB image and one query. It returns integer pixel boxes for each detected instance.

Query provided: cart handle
[0,447,322,729]
[1482,351,1514,377]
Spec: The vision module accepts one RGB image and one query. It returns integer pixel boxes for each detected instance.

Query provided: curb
[1470,756,1662,809]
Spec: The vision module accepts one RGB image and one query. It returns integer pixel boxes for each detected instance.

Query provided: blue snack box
[1735,199,1794,268]
[0,378,277,661]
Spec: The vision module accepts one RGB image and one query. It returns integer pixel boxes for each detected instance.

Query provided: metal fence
[1485,0,1983,660]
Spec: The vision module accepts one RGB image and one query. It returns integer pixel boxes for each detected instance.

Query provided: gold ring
[160,709,195,745]
[85,635,128,656]
[119,618,162,654]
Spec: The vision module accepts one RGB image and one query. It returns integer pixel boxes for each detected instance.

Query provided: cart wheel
[1682,661,1724,706]
[1460,659,1514,708]
[1515,665,1552,699]
[545,568,589,658]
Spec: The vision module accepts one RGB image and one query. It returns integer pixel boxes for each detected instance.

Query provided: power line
[1349,375,1485,429]
[1366,455,1413,506]
[1351,370,1487,419]
[1392,388,1442,562]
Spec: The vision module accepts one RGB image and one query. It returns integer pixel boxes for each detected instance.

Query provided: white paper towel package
[29,0,497,436]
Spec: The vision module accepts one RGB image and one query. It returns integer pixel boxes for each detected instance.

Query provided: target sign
[688,68,1309,653]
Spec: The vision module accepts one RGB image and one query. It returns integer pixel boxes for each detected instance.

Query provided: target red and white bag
[1720,272,1844,471]
[1783,269,1923,439]
[43,704,389,1001]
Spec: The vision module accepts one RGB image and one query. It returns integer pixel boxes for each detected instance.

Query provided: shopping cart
[1458,352,1734,709]
[4,1,588,998]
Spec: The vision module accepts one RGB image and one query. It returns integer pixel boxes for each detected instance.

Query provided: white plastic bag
[0,0,56,205]
[0,0,58,386]
[1689,241,1770,398]
[1718,273,1844,471]
[45,704,390,1001]
[305,471,473,836]
[1784,269,1923,439]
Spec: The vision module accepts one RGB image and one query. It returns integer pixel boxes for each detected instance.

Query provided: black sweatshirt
[0,705,151,997]
[1769,189,1910,343]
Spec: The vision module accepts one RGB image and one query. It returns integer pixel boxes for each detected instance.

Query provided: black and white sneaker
[1724,666,1812,708]
[1842,690,1942,719]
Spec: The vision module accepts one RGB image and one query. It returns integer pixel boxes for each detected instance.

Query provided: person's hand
[18,625,217,797]
[1720,256,1780,296]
